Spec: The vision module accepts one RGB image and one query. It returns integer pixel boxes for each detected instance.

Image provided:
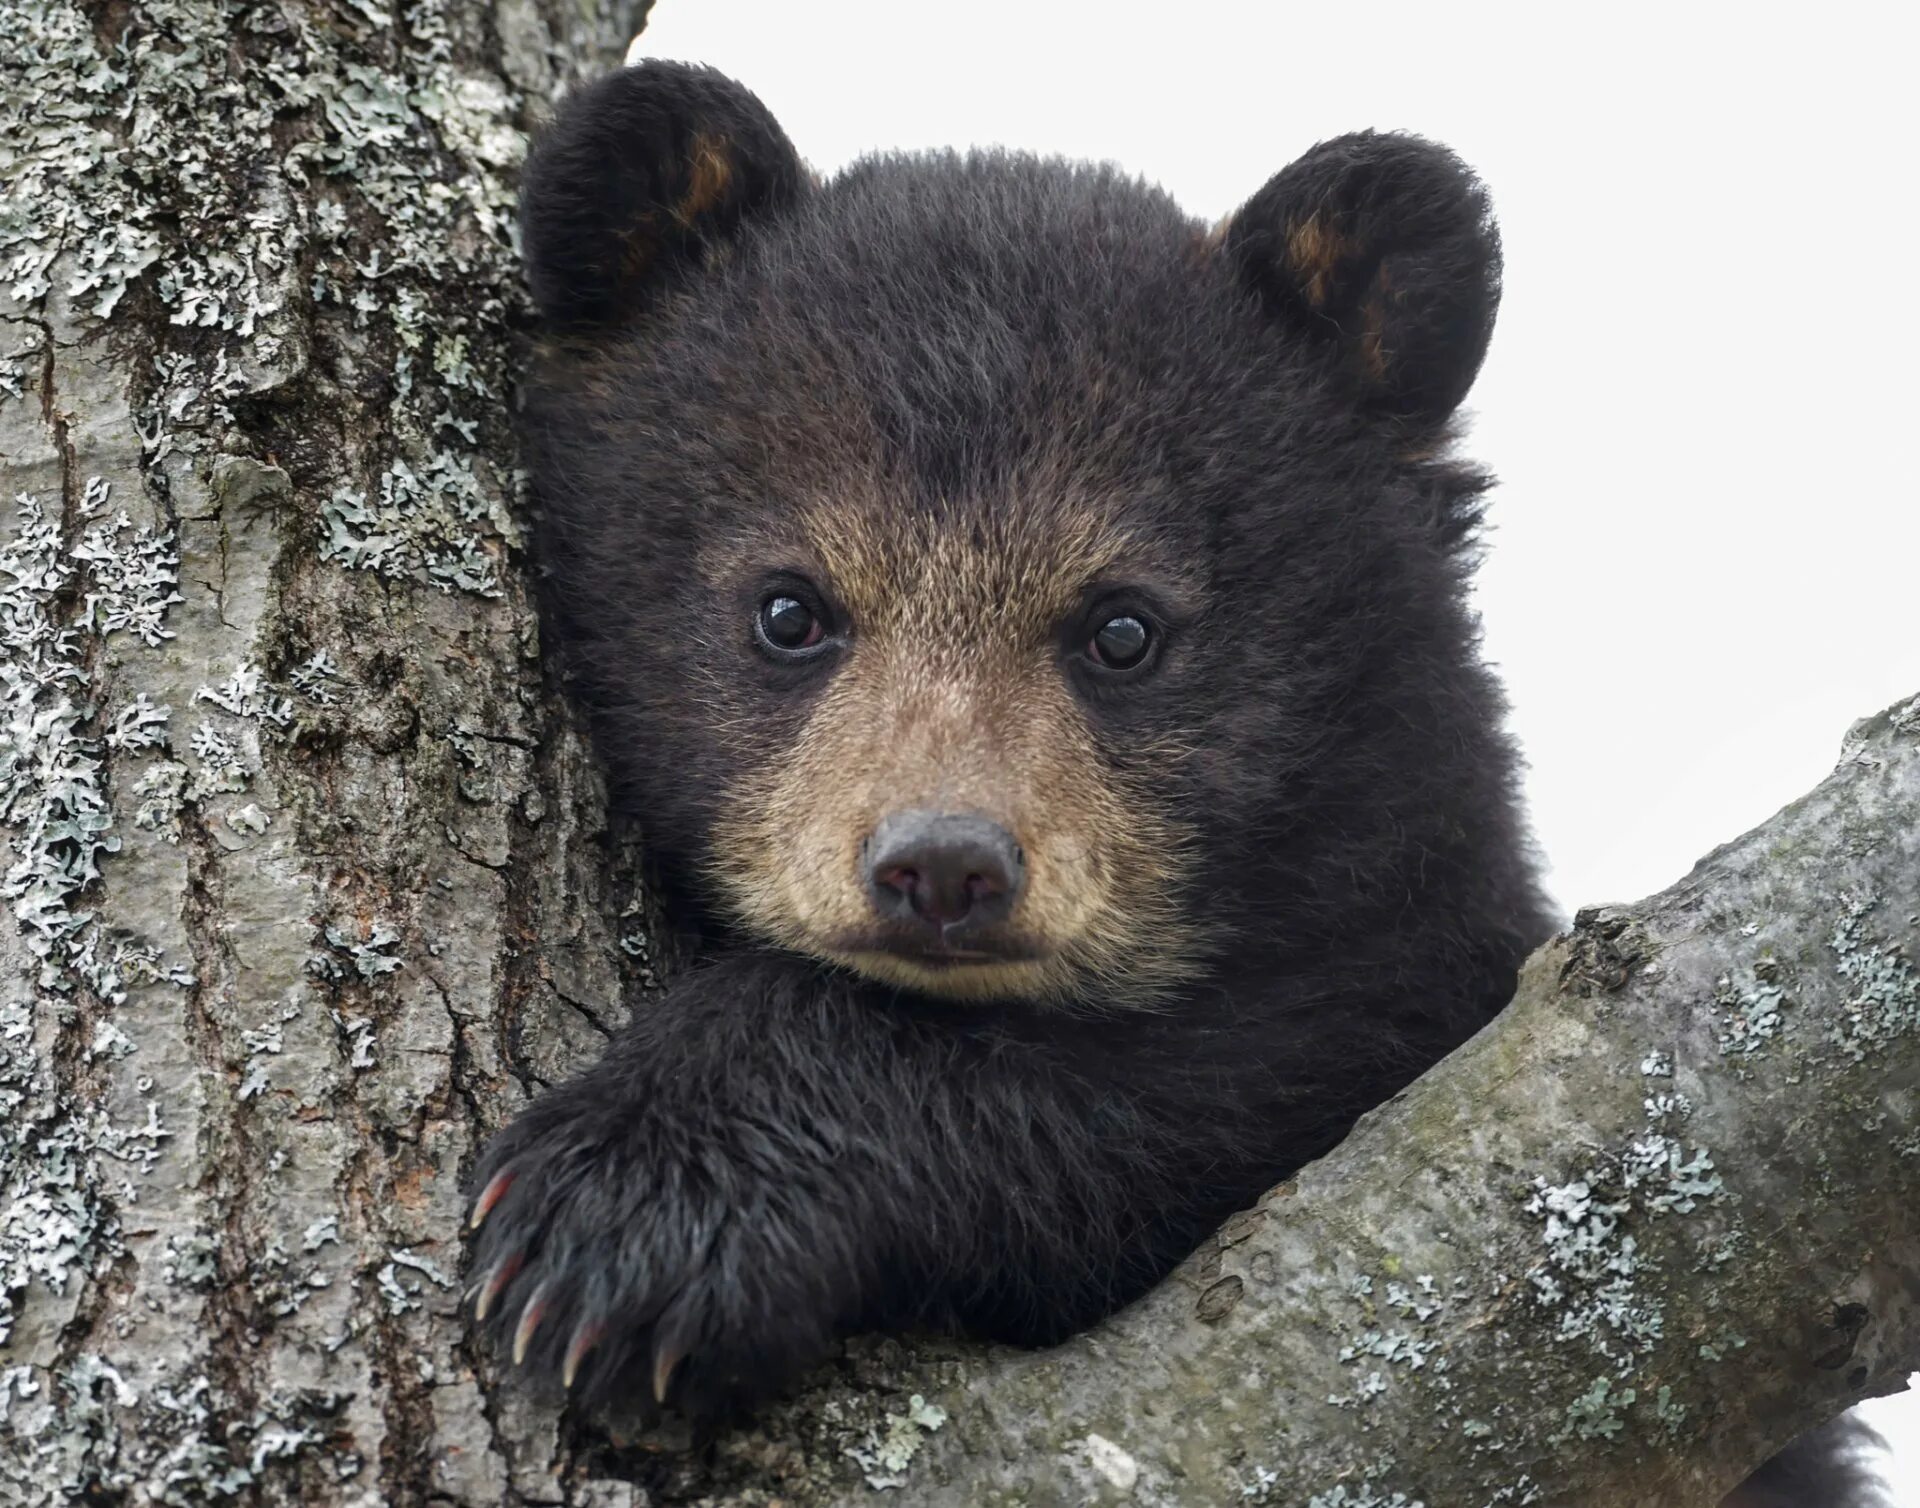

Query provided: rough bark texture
[2,5,1916,1506]
[0,2,653,1502]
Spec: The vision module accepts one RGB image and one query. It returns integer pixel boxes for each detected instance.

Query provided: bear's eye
[756,594,826,657]
[1088,615,1151,670]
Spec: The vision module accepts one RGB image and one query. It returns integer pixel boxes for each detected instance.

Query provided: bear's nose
[864,811,1024,934]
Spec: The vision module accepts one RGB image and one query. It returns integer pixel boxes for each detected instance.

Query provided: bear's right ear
[520,62,807,334]
[1221,132,1501,427]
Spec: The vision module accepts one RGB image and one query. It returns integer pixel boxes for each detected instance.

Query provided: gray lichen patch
[321,454,506,597]
[1827,893,1920,1060]
[72,483,186,645]
[0,493,117,975]
[0,488,186,987]
[839,1392,950,1490]
[376,1246,455,1316]
[1714,957,1791,1057]
[1245,1464,1435,1507]
[312,918,404,984]
[192,663,294,727]
[1293,1266,1472,1499]
[0,1354,353,1507]
[1557,1375,1633,1444]
[0,987,172,1364]
[1521,1114,1729,1369]
[0,1003,114,1350]
[1303,1480,1425,1508]
[288,649,342,704]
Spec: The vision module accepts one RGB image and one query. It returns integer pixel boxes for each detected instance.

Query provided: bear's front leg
[465,950,910,1418]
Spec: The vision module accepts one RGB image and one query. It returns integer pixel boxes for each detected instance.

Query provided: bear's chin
[827,947,1073,1006]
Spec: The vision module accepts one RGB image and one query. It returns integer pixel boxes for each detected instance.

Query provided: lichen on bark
[1,1,648,1501]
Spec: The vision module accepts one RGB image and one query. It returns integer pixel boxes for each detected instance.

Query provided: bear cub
[469,59,1558,1419]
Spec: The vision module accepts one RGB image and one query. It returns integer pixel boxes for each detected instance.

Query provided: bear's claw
[472,1249,522,1322]
[652,1332,688,1405]
[562,1318,605,1390]
[512,1280,553,1364]
[469,1168,515,1230]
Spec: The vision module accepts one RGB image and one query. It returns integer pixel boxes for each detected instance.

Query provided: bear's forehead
[583,155,1316,631]
[700,470,1204,642]
[658,155,1253,485]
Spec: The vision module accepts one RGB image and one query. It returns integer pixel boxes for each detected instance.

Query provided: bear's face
[521,65,1506,1008]
[698,486,1209,1006]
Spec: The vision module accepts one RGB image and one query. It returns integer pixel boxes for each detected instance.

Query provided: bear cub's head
[520,62,1519,1010]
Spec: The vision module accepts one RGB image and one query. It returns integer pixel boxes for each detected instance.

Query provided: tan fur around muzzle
[707,501,1206,1007]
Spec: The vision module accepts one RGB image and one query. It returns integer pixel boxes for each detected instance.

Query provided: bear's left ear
[1222,131,1501,426]
[520,61,808,334]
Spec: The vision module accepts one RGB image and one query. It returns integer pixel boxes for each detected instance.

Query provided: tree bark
[1,2,654,1502]
[2,5,1915,1506]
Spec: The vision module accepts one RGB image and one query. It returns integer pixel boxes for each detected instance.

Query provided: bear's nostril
[875,864,920,897]
[863,811,1025,937]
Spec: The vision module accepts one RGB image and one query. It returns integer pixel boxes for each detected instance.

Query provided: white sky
[633,1,1919,1491]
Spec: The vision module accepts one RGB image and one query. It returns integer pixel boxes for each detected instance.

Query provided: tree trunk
[1,6,1915,1506]
[0,2,654,1502]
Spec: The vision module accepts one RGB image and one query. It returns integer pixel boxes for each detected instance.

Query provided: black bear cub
[471,65,1888,1502]
[475,58,1554,1415]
